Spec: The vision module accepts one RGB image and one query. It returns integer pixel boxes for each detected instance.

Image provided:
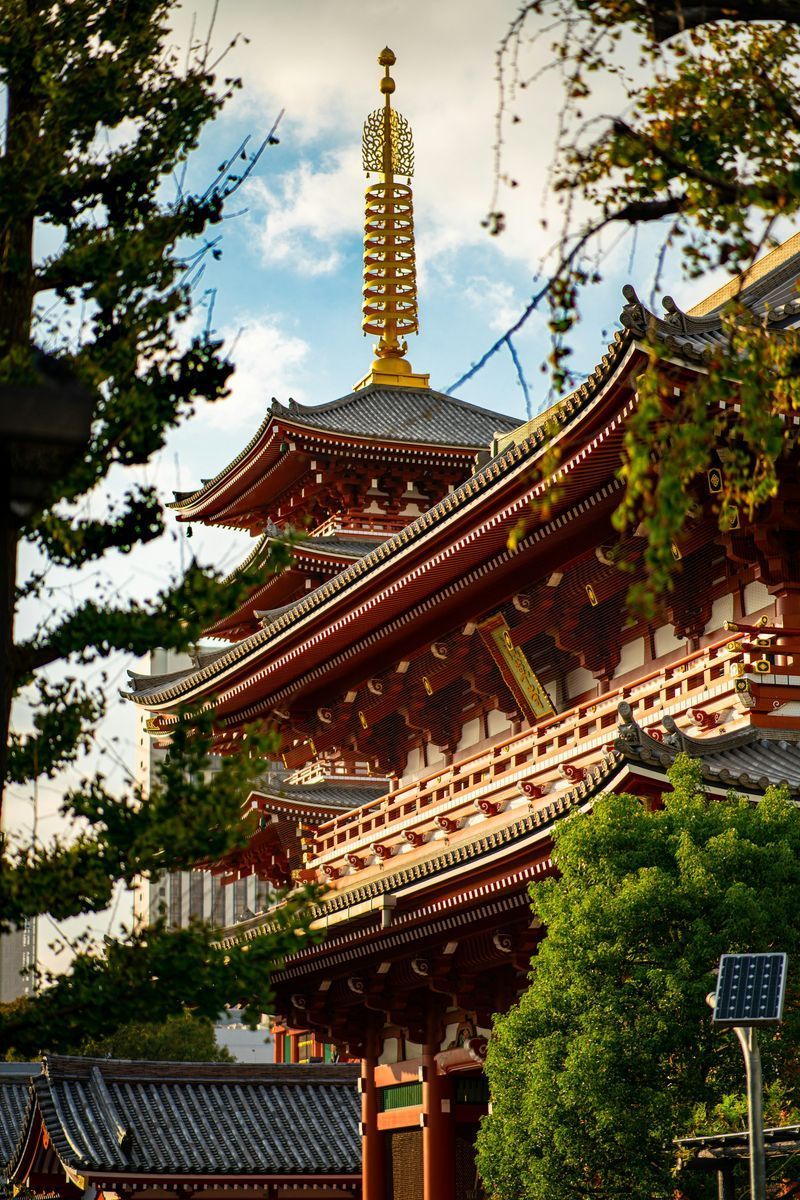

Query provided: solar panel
[713,953,788,1027]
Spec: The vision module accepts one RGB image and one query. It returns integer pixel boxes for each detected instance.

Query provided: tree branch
[646,1,800,43]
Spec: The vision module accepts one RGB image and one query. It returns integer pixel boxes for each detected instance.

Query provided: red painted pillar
[773,585,800,669]
[361,1030,385,1200]
[775,584,800,627]
[422,1014,455,1200]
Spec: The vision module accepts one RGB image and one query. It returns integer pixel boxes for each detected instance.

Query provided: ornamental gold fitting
[355,47,429,391]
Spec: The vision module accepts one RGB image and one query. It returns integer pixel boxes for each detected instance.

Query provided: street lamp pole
[734,1025,766,1200]
[711,953,788,1200]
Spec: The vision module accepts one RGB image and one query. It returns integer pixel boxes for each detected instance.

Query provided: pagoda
[169,50,517,646]
[129,48,800,1200]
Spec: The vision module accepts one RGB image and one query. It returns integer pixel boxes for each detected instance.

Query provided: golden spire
[354,47,429,392]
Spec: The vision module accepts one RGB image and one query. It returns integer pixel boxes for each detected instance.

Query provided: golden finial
[354,48,429,392]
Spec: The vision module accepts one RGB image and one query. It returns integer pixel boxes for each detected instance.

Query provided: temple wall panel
[743,579,772,615]
[654,623,684,657]
[613,636,645,677]
[565,665,594,698]
[485,709,511,738]
[455,717,481,753]
[706,592,734,632]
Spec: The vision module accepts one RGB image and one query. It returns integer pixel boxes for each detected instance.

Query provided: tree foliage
[485,2,800,607]
[2,901,319,1060]
[0,0,304,1055]
[477,758,800,1200]
[80,1010,235,1062]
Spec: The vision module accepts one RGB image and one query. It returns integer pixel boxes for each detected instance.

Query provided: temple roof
[269,384,519,446]
[617,704,800,793]
[220,713,800,944]
[170,384,518,522]
[224,530,377,586]
[620,242,800,363]
[126,326,636,706]
[17,1057,360,1178]
[0,1064,38,1168]
[252,779,388,812]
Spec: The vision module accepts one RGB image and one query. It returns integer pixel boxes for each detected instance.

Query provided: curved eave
[170,415,508,528]
[207,539,369,641]
[620,282,800,366]
[218,752,623,949]
[218,720,795,956]
[128,331,641,713]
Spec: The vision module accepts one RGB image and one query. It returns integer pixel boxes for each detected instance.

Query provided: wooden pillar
[774,584,800,626]
[422,1008,455,1200]
[772,585,800,669]
[361,1027,385,1200]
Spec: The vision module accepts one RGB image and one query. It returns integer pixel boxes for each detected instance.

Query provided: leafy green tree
[81,1010,235,1062]
[0,0,308,1055]
[477,758,800,1200]
[483,3,800,606]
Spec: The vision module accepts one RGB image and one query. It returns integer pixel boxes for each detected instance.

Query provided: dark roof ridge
[40,1056,359,1084]
[42,1054,359,1083]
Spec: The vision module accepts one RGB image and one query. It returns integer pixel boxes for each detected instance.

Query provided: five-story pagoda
[128,47,800,1200]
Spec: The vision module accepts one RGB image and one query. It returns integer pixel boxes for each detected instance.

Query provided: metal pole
[718,1162,736,1200]
[735,1026,766,1200]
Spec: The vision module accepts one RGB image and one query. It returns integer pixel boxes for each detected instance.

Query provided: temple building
[127,47,800,1200]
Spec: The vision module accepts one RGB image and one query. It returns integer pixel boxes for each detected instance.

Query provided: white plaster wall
[565,665,594,699]
[654,624,683,657]
[379,1036,403,1065]
[456,717,481,753]
[613,637,645,677]
[706,593,734,634]
[743,580,771,615]
[486,709,511,737]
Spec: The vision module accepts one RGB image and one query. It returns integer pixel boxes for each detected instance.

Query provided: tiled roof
[27,1057,360,1178]
[620,248,800,362]
[617,704,800,793]
[171,385,517,516]
[271,384,518,446]
[254,780,388,812]
[0,1065,38,1169]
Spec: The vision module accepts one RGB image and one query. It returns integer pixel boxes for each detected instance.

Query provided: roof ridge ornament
[354,48,430,392]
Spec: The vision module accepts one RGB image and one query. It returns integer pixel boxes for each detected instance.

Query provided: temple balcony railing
[287,758,379,786]
[305,636,752,884]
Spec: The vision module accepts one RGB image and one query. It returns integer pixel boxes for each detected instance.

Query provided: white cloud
[248,148,362,275]
[463,276,526,334]
[177,0,588,276]
[201,314,310,429]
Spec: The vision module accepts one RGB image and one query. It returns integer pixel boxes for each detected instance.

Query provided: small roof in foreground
[0,1064,39,1168]
[24,1056,360,1178]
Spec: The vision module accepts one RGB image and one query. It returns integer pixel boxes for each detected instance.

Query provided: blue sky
[6,0,739,961]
